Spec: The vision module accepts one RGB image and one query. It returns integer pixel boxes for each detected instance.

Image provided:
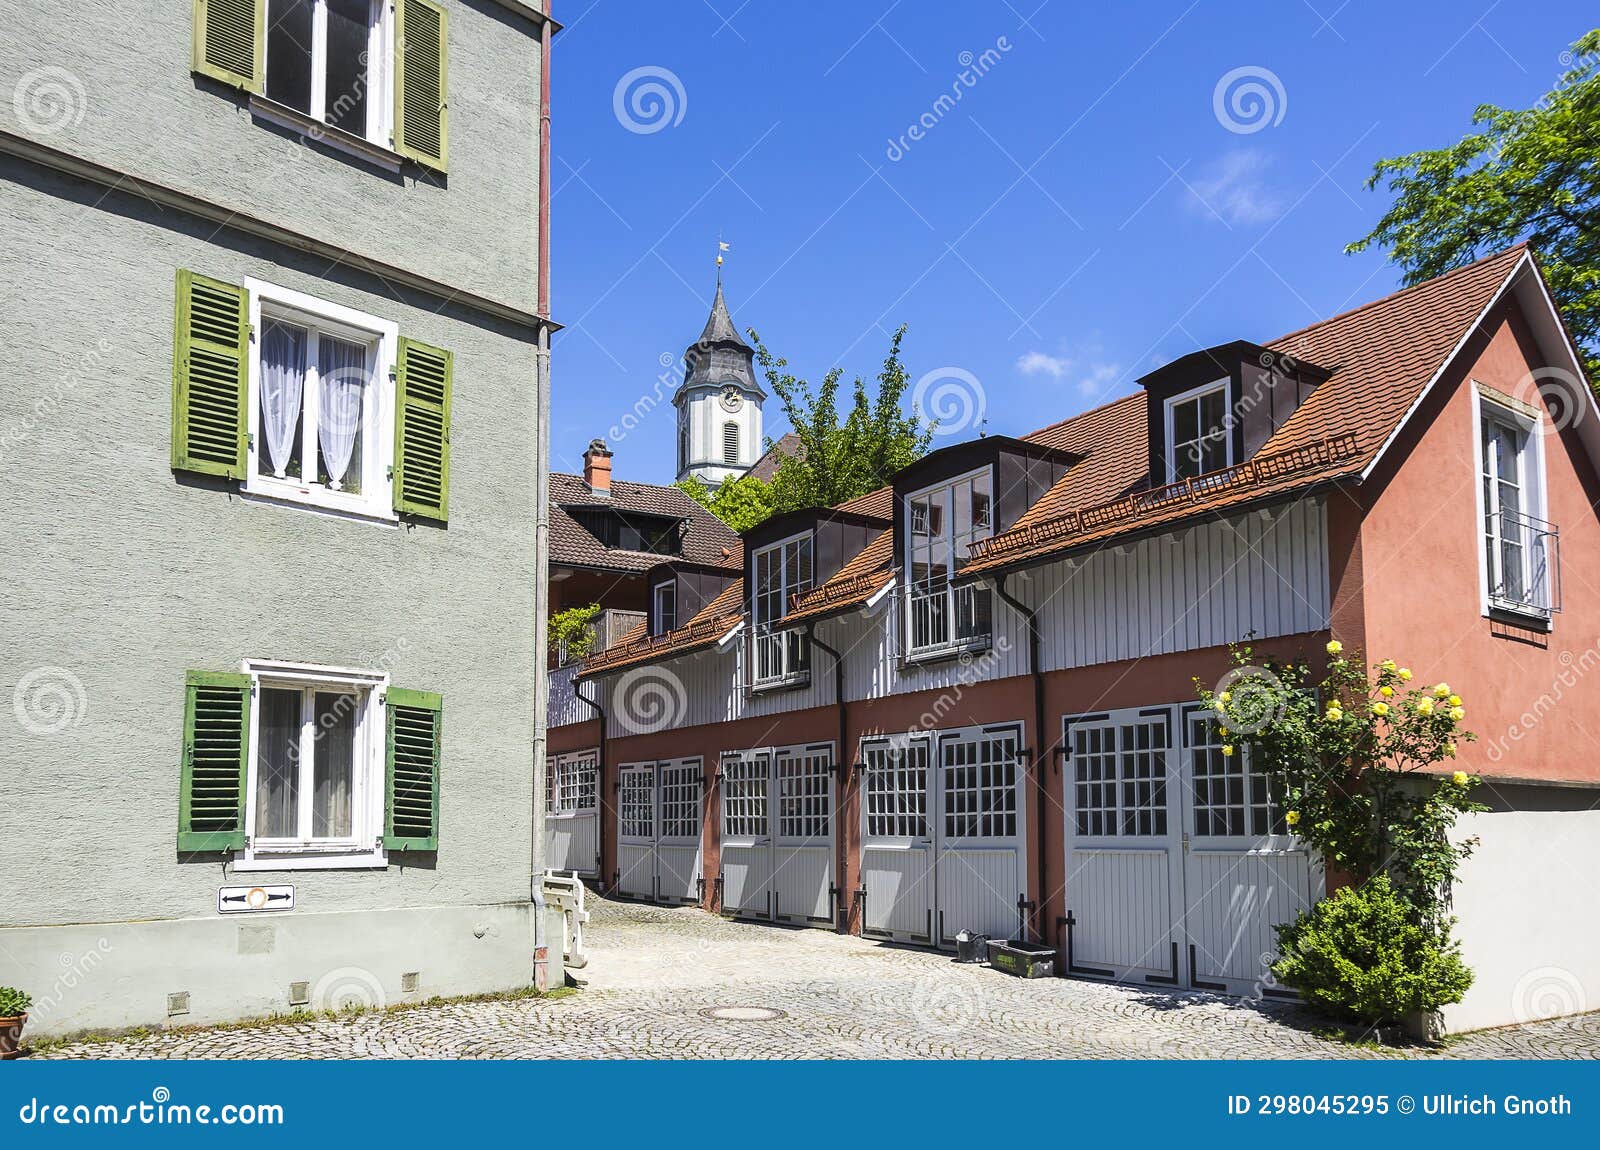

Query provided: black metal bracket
[1063,910,1115,978]
[1189,943,1228,992]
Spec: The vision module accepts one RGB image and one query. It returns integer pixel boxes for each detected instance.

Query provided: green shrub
[0,987,31,1016]
[1272,875,1473,1024]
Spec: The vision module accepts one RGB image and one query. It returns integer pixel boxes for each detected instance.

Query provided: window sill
[248,95,404,174]
[242,478,398,526]
[750,672,811,695]
[234,851,388,872]
[1487,603,1554,632]
[901,635,994,668]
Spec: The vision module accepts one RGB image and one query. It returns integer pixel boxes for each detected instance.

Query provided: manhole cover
[699,1005,787,1022]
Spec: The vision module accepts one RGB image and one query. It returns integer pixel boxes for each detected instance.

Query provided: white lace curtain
[317,337,367,491]
[259,321,306,478]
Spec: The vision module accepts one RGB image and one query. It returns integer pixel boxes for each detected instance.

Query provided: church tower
[674,278,764,485]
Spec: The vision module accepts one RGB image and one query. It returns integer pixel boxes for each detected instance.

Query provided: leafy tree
[676,474,776,533]
[749,325,934,513]
[1348,29,1600,382]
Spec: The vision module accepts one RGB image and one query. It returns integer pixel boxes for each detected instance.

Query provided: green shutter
[172,270,250,479]
[178,671,251,853]
[393,337,452,520]
[385,688,442,851]
[394,0,449,172]
[193,0,265,93]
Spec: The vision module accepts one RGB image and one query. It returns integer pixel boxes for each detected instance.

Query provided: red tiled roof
[550,472,742,574]
[577,246,1533,673]
[963,244,1529,575]
[577,579,745,678]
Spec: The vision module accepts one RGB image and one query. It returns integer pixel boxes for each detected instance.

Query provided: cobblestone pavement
[38,894,1600,1059]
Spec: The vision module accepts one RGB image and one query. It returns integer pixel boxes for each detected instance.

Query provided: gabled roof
[963,244,1533,577]
[577,245,1557,674]
[550,472,741,575]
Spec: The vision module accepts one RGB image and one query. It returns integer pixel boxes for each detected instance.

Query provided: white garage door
[719,744,835,927]
[861,724,1027,948]
[545,749,599,877]
[616,758,704,904]
[1062,704,1320,995]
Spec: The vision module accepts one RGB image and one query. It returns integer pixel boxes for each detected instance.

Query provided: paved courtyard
[38,894,1600,1059]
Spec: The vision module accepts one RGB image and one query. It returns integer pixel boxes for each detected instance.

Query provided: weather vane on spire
[716,237,730,281]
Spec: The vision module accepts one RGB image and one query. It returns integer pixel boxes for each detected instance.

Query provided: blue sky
[548,1,1594,481]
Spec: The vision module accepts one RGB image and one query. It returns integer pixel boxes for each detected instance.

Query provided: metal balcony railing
[901,581,993,661]
[1486,508,1561,618]
[748,623,810,691]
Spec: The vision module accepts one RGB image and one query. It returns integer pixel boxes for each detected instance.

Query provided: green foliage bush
[0,986,32,1016]
[1272,876,1473,1024]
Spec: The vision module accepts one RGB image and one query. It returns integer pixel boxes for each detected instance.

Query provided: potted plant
[0,987,31,1059]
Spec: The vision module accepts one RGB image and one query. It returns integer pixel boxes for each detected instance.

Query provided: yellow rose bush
[1198,643,1487,1027]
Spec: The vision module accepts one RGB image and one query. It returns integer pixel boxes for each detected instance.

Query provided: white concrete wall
[1444,784,1600,1032]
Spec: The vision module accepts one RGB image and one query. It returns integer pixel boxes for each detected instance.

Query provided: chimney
[583,438,613,496]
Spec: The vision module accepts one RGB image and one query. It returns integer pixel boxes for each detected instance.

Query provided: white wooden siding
[546,663,594,729]
[589,498,1328,734]
[1032,496,1329,672]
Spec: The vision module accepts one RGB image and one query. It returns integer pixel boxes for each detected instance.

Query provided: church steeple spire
[675,273,764,484]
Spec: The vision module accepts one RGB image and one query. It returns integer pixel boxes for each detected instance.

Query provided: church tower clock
[674,278,764,485]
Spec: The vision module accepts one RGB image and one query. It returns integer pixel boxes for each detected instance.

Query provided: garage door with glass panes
[545,749,599,877]
[615,758,703,904]
[859,724,1027,947]
[1062,704,1319,995]
[718,744,835,927]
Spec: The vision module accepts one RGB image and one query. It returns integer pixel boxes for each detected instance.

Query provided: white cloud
[1186,149,1284,226]
[1016,350,1070,379]
[1016,349,1123,398]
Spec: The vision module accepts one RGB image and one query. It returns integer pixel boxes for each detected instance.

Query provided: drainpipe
[537,6,552,320]
[993,573,1047,946]
[529,4,557,994]
[576,676,608,892]
[808,623,850,934]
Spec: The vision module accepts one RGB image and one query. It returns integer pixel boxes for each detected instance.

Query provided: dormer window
[1165,380,1231,482]
[653,581,678,635]
[751,532,811,688]
[904,468,993,659]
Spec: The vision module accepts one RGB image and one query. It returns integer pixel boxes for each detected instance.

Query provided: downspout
[993,573,1047,946]
[576,676,608,891]
[537,6,552,320]
[808,623,849,934]
[530,6,554,991]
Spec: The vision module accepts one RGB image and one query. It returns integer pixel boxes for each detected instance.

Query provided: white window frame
[549,750,599,817]
[1163,378,1233,483]
[902,465,995,659]
[722,420,741,465]
[237,658,389,871]
[1471,384,1550,620]
[243,278,399,523]
[261,0,394,147]
[653,580,678,635]
[750,530,812,688]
